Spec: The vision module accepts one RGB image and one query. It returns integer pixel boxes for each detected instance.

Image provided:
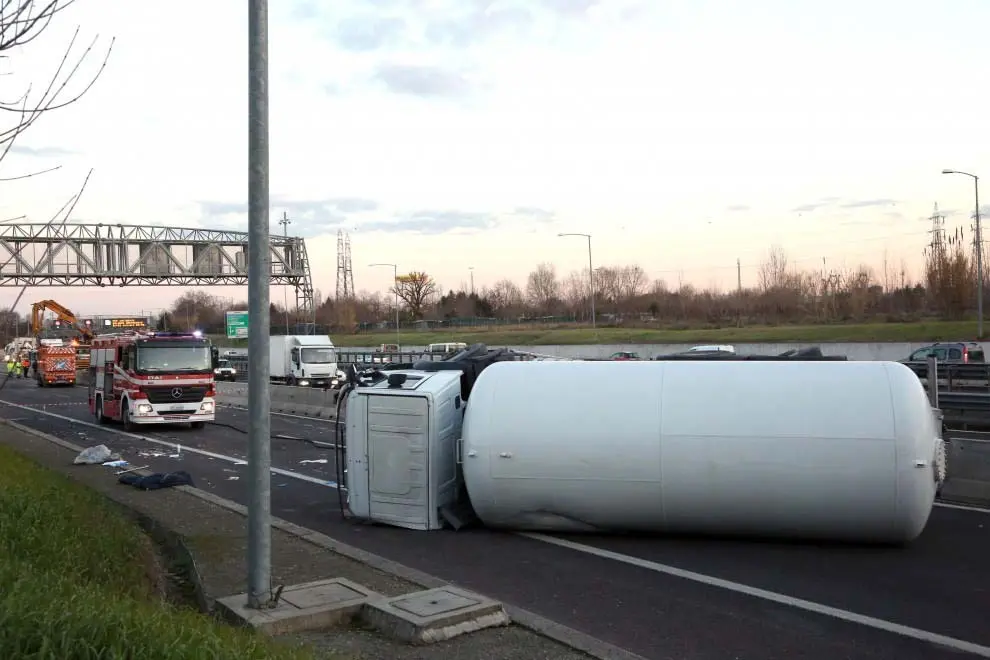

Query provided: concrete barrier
[941,436,990,506]
[215,382,336,418]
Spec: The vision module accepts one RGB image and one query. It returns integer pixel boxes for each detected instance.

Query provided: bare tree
[1,1,114,174]
[526,262,560,312]
[482,279,524,316]
[392,272,438,319]
[757,245,790,292]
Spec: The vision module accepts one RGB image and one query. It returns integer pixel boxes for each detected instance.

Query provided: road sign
[226,311,248,339]
[103,317,148,330]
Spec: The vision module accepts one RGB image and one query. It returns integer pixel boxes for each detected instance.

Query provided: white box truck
[269,335,339,387]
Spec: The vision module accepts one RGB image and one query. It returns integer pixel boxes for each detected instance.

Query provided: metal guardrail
[901,360,990,392]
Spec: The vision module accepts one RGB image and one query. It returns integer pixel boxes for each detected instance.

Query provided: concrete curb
[0,419,646,660]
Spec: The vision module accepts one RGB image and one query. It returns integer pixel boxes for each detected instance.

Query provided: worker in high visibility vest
[20,356,30,378]
[5,359,14,376]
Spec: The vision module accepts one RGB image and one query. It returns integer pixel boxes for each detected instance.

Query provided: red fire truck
[88,331,219,429]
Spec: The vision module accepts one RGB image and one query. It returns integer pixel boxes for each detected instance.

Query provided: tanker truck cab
[341,344,520,531]
[344,369,467,531]
[270,335,337,387]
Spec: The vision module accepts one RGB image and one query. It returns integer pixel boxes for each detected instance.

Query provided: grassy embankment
[212,319,979,348]
[0,445,316,660]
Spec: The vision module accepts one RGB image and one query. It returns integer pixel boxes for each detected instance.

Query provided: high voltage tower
[336,229,355,299]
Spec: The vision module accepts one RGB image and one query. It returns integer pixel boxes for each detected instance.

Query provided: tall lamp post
[370,262,400,347]
[943,169,983,338]
[558,232,596,330]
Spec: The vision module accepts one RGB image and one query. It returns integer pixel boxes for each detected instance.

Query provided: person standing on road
[20,356,30,378]
[5,359,14,376]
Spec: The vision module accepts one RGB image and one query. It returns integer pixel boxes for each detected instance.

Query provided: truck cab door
[291,347,300,375]
[103,362,115,398]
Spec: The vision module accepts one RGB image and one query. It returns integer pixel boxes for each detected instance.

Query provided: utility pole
[278,212,291,334]
[469,267,475,296]
[943,169,983,338]
[370,263,400,348]
[558,233,595,330]
[736,258,741,294]
[246,0,272,611]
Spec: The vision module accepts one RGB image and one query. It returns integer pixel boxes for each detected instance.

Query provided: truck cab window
[291,348,300,364]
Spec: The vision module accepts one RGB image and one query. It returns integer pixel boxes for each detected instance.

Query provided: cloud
[726,204,750,212]
[7,145,76,158]
[424,6,534,47]
[325,197,379,213]
[372,63,471,98]
[359,209,496,234]
[334,15,406,51]
[792,202,827,213]
[511,206,557,223]
[790,197,896,213]
[538,0,601,16]
[197,197,377,237]
[839,198,897,209]
[199,201,247,216]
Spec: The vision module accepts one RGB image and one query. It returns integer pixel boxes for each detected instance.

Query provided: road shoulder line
[0,416,646,660]
[520,532,990,658]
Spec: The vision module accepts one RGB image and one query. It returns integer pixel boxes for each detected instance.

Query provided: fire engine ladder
[292,239,316,333]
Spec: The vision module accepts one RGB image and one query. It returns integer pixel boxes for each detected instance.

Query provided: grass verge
[212,319,980,348]
[0,444,316,660]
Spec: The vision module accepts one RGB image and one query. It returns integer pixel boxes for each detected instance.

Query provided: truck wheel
[121,402,134,431]
[190,421,205,430]
[286,375,296,387]
[36,377,43,387]
[95,398,107,425]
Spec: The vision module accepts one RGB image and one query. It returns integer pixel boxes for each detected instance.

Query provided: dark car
[905,342,985,364]
[609,351,640,361]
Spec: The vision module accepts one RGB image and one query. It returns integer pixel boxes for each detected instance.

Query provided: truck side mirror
[211,346,219,369]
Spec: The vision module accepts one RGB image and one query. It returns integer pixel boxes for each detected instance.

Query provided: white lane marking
[520,532,990,658]
[935,501,990,514]
[0,399,343,490]
[220,403,339,424]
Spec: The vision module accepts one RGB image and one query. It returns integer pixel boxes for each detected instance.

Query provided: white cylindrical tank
[461,360,941,543]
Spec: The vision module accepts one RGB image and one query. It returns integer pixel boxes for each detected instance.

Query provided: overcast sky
[3,0,989,315]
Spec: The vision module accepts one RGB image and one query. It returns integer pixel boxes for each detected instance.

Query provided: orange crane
[30,300,94,369]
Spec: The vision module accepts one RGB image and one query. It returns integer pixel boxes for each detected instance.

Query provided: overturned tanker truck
[332,344,946,544]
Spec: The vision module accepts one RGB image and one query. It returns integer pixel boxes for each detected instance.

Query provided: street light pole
[558,233,596,330]
[246,0,272,610]
[943,169,983,338]
[469,266,475,296]
[370,263,400,347]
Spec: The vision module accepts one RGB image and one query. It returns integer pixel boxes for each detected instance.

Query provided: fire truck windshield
[301,348,335,364]
[136,344,211,372]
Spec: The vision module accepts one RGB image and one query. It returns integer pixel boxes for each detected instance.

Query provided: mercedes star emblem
[170,387,183,399]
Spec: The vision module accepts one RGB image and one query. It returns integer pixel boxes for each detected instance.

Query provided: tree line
[149,241,984,334]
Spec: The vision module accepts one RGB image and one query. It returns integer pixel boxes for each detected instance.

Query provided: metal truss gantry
[0,223,316,321]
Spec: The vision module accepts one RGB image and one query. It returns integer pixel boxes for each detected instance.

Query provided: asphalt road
[1,377,989,660]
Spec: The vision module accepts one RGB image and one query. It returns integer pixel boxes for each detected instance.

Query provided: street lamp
[942,169,983,338]
[369,263,400,347]
[558,233,596,330]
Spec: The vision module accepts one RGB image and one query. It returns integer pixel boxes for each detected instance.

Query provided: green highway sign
[225,311,248,339]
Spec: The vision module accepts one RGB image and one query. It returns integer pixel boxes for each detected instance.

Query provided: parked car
[608,351,640,360]
[904,342,985,364]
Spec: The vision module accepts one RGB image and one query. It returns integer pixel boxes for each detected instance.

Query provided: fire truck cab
[88,331,220,430]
